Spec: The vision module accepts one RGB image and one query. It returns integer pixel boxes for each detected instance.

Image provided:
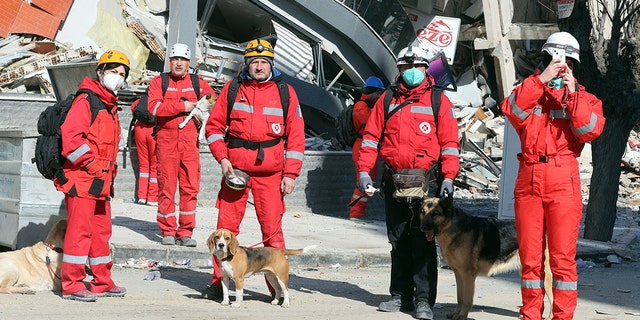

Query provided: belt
[227,136,281,162]
[518,154,575,164]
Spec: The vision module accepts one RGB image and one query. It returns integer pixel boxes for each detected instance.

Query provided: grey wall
[121,148,385,220]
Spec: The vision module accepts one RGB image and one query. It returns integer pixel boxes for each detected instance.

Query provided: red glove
[84,160,102,176]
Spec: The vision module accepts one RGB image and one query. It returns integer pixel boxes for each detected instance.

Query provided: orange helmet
[244,39,275,60]
[98,50,130,68]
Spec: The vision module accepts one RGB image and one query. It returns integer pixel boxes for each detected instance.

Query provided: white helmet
[169,43,191,59]
[396,46,430,67]
[542,32,580,62]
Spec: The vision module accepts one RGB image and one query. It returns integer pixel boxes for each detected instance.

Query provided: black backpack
[334,98,373,150]
[32,89,103,184]
[131,73,201,125]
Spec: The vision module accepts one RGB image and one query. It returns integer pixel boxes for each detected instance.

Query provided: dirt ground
[0,259,638,320]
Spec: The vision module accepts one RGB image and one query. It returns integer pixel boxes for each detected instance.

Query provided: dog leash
[247,226,281,248]
[44,243,63,280]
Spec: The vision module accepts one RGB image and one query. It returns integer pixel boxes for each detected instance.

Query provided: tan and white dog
[178,93,216,144]
[0,219,67,294]
[206,228,316,308]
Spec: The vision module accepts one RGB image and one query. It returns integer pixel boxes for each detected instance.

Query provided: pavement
[108,198,640,269]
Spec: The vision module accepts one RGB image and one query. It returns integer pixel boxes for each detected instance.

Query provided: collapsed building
[0,0,638,212]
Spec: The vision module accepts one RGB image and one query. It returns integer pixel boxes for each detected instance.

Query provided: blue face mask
[401,67,425,87]
[549,77,563,90]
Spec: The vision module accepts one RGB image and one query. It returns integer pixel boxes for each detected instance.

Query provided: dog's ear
[206,232,217,253]
[228,232,240,255]
[46,220,67,247]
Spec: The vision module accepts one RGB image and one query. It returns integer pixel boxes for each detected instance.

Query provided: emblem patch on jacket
[419,121,432,134]
[272,123,282,134]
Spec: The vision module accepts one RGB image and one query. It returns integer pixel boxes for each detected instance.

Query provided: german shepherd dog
[419,195,552,320]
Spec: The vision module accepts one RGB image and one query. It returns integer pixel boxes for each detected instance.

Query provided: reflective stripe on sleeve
[67,143,90,163]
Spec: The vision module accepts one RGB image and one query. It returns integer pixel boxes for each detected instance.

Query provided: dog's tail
[282,245,318,256]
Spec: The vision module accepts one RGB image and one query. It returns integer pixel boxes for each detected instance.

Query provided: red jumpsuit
[148,73,215,240]
[205,70,305,288]
[349,93,379,219]
[501,75,604,320]
[54,77,121,295]
[131,100,158,204]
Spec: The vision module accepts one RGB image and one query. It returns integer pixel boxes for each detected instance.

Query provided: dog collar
[220,254,234,262]
[45,242,63,253]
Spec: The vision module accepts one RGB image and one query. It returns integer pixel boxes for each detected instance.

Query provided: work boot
[201,284,223,300]
[414,301,434,320]
[96,285,127,297]
[161,235,175,245]
[63,289,97,302]
[176,236,197,247]
[378,296,415,312]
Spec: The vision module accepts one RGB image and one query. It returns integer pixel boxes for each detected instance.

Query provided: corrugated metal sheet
[272,20,314,81]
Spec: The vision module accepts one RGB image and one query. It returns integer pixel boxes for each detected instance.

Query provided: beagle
[206,228,316,308]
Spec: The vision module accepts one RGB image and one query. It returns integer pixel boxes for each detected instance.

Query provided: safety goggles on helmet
[542,43,580,62]
[396,46,430,66]
[541,31,580,62]
[244,39,275,59]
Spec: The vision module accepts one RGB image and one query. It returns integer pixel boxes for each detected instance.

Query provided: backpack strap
[160,73,169,96]
[276,79,289,125]
[75,89,104,123]
[430,87,444,186]
[226,76,242,127]
[190,73,201,99]
[431,87,442,127]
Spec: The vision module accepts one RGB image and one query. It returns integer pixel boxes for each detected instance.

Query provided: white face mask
[100,73,125,93]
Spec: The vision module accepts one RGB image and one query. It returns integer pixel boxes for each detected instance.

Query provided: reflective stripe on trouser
[211,171,286,290]
[155,129,200,238]
[349,188,368,218]
[135,125,158,202]
[515,158,581,320]
[62,195,115,295]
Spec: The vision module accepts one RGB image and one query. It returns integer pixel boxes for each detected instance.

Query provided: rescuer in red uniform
[56,49,130,302]
[357,46,460,320]
[131,99,158,206]
[202,38,305,300]
[501,32,605,320]
[349,76,385,220]
[148,43,216,247]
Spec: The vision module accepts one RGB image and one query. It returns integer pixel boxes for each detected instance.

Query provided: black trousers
[382,173,438,306]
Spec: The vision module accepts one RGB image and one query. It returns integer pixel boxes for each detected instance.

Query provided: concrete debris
[0,43,96,87]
